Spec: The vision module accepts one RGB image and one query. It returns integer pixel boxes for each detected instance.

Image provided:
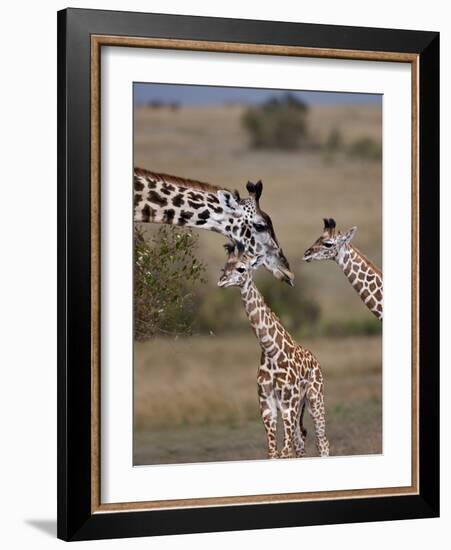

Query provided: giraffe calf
[218,242,329,458]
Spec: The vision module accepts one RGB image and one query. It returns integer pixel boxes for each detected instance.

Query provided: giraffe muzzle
[277,267,295,287]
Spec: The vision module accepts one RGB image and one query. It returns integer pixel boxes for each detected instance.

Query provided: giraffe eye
[253,223,267,232]
[236,267,246,273]
[323,242,333,248]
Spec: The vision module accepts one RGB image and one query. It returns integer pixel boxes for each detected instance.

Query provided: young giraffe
[217,243,329,459]
[134,167,294,285]
[303,218,383,320]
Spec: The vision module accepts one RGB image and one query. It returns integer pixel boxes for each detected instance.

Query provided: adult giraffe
[303,218,383,320]
[134,167,294,285]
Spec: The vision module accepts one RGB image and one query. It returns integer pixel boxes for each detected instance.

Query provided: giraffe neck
[134,168,236,239]
[240,279,292,352]
[335,244,383,320]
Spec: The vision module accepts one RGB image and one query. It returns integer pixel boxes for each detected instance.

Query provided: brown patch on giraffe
[369,281,377,292]
[163,209,175,223]
[141,204,154,222]
[172,193,184,207]
[267,325,276,338]
[375,289,382,301]
[274,373,287,386]
[188,191,204,202]
[147,190,168,207]
[367,298,376,310]
[134,178,144,192]
[283,342,294,356]
[360,288,370,301]
[287,370,296,385]
[187,200,203,210]
[249,312,259,324]
[353,280,363,292]
[134,193,142,209]
[278,358,289,370]
[178,210,194,225]
[206,194,219,204]
[258,370,271,382]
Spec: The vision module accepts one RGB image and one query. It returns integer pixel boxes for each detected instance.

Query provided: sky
[134,83,381,107]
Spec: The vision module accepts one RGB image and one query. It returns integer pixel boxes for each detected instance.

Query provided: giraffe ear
[254,181,263,201]
[338,226,357,246]
[217,190,241,214]
[236,241,246,256]
[247,180,263,202]
[223,242,236,257]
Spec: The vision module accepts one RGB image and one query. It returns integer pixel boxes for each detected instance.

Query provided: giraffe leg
[258,392,278,459]
[257,356,278,459]
[279,386,300,459]
[307,390,329,457]
[279,408,298,458]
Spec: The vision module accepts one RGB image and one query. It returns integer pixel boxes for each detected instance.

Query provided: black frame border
[57,8,439,541]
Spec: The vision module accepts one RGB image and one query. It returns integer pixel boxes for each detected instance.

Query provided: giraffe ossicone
[303,218,383,320]
[134,167,294,285]
[218,242,329,459]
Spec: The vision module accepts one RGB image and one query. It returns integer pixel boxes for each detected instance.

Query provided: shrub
[325,127,343,152]
[134,225,206,341]
[319,317,382,337]
[348,136,382,161]
[242,93,309,150]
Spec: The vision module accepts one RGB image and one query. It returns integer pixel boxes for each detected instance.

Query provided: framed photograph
[57,8,439,541]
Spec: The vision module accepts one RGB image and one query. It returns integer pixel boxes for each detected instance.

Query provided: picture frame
[57,7,439,541]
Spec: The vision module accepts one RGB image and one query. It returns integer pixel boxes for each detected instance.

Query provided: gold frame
[90,35,419,514]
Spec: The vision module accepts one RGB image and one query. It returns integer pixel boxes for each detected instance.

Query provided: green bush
[348,136,382,161]
[134,225,206,341]
[242,93,309,150]
[325,127,343,152]
[319,317,382,337]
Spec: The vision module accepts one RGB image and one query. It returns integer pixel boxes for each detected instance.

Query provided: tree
[134,225,206,341]
[242,93,309,150]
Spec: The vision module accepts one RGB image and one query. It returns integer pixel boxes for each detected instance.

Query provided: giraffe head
[217,242,263,288]
[217,180,294,286]
[134,169,294,285]
[302,218,357,262]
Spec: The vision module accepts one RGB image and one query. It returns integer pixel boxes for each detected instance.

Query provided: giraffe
[217,242,329,459]
[134,167,294,285]
[302,218,383,320]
